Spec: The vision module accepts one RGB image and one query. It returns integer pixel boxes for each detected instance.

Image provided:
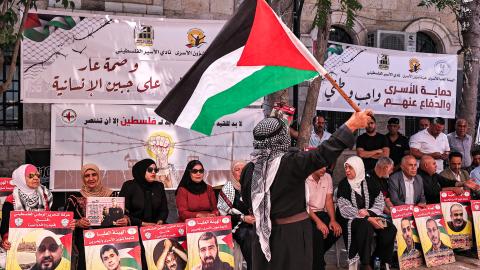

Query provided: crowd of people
[2,111,480,270]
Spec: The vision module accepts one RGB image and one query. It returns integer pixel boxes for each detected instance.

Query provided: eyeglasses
[146,167,159,173]
[38,243,59,253]
[84,173,98,178]
[28,173,41,179]
[190,169,205,174]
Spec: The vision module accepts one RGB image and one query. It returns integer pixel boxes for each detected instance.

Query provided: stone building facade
[1,0,462,178]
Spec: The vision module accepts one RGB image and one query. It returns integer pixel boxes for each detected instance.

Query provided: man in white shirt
[409,117,450,173]
[388,155,427,206]
[309,115,332,147]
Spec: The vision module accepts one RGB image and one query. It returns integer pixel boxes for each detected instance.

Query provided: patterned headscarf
[251,117,290,261]
[80,164,113,198]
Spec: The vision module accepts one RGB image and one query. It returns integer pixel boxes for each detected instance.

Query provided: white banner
[317,42,457,118]
[21,10,225,104]
[51,104,263,191]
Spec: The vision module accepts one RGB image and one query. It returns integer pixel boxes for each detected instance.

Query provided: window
[0,50,22,129]
[323,26,353,133]
[416,31,438,53]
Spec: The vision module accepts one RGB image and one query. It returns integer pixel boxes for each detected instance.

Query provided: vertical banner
[391,205,423,270]
[84,226,142,270]
[413,204,455,267]
[6,211,73,270]
[0,178,14,224]
[440,191,472,249]
[185,216,234,270]
[140,223,188,270]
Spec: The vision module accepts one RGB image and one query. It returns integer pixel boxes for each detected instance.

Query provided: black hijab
[131,158,156,221]
[175,160,207,195]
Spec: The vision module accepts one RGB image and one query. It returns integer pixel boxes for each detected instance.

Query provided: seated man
[388,155,426,206]
[366,157,394,216]
[418,155,465,204]
[467,149,480,173]
[306,167,341,270]
[440,152,471,184]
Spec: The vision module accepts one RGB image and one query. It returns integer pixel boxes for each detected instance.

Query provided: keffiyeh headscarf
[11,164,52,211]
[251,117,290,261]
[80,163,113,197]
[344,156,365,194]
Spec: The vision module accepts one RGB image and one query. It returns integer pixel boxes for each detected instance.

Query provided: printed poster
[440,191,473,249]
[86,197,125,226]
[6,211,73,270]
[413,204,455,267]
[391,205,423,269]
[0,178,14,223]
[185,216,234,270]
[84,226,142,270]
[470,200,480,258]
[140,223,188,270]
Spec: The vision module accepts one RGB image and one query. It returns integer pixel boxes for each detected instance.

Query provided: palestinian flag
[155,0,325,135]
[23,13,80,42]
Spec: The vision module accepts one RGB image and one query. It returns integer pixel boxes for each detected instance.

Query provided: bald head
[420,155,436,175]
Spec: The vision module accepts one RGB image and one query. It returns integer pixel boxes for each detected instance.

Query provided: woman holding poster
[64,164,128,270]
[336,156,397,270]
[0,164,53,250]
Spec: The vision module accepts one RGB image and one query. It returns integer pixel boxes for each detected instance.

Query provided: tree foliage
[314,0,362,29]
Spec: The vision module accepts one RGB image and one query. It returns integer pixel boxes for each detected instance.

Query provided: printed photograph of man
[400,218,421,257]
[30,231,64,270]
[192,232,233,270]
[447,203,468,232]
[425,218,449,255]
[153,239,187,270]
[101,198,125,227]
[100,245,121,270]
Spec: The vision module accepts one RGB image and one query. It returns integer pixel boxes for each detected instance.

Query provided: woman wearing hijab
[119,159,168,226]
[0,164,53,250]
[65,163,128,270]
[175,160,219,222]
[336,156,396,270]
[218,160,255,270]
[242,110,371,270]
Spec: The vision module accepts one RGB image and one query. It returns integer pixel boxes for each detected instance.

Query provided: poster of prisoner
[83,226,142,270]
[185,216,234,270]
[140,223,188,270]
[470,200,480,258]
[391,205,423,269]
[21,10,225,104]
[440,191,473,249]
[316,41,457,119]
[413,204,455,267]
[0,178,14,224]
[85,197,125,226]
[50,104,263,191]
[6,211,73,270]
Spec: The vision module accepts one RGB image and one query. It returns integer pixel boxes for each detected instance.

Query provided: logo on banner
[61,109,77,124]
[186,28,206,48]
[408,58,421,73]
[135,25,154,46]
[145,232,151,239]
[377,54,390,70]
[434,60,451,76]
[178,228,185,235]
[61,218,69,227]
[14,218,23,227]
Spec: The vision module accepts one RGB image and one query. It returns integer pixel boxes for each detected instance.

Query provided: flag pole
[312,62,361,112]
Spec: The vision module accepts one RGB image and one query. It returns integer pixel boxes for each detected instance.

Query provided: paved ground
[324,240,480,269]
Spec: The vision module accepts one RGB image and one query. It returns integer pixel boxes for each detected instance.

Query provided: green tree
[419,0,480,138]
[0,0,74,93]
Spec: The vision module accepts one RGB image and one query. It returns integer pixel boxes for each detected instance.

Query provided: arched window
[416,31,438,53]
[329,26,354,44]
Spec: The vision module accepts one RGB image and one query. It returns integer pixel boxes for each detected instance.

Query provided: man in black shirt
[417,155,462,204]
[386,118,409,169]
[366,157,394,216]
[356,116,390,171]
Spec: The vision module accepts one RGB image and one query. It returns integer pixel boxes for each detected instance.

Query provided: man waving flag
[155,0,339,135]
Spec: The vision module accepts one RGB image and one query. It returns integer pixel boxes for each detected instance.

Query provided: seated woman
[336,156,396,270]
[0,164,54,250]
[176,160,219,222]
[120,159,169,226]
[217,160,255,270]
[65,164,128,270]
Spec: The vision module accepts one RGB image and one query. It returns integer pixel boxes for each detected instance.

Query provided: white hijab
[344,156,365,194]
[11,164,37,195]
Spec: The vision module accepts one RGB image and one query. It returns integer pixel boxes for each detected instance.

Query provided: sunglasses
[190,169,205,174]
[146,167,159,173]
[38,243,60,253]
[28,173,41,179]
[84,173,98,178]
